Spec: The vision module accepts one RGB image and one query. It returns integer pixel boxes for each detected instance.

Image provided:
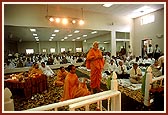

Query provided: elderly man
[129,63,142,84]
[53,66,68,86]
[86,41,104,93]
[61,65,90,101]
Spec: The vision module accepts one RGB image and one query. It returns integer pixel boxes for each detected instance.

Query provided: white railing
[25,72,121,111]
[69,90,121,111]
[144,66,164,106]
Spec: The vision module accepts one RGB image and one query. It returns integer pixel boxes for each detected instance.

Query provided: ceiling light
[54,29,60,32]
[49,17,54,22]
[49,39,52,41]
[76,37,81,39]
[84,40,87,42]
[74,30,80,33]
[72,20,76,24]
[103,3,113,7]
[64,37,68,39]
[79,19,84,25]
[33,33,37,36]
[91,31,97,34]
[130,6,155,18]
[35,37,39,39]
[55,18,61,23]
[72,39,76,41]
[104,41,109,44]
[36,39,39,41]
[30,29,36,32]
[61,39,64,41]
[52,34,56,36]
[50,37,54,39]
[62,18,68,25]
[83,34,87,37]
[68,34,72,37]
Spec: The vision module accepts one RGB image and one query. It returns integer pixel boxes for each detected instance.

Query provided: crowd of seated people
[4,52,86,69]
[101,53,164,84]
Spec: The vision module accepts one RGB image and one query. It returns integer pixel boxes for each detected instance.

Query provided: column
[111,31,116,56]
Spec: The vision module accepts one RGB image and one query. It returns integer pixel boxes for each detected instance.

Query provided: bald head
[93,41,99,50]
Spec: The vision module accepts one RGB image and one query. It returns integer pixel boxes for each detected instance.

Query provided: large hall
[3,2,166,113]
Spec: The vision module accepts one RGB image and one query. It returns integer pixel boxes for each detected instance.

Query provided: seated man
[29,63,43,75]
[129,63,142,84]
[150,60,162,77]
[61,65,90,101]
[39,62,55,77]
[53,66,68,86]
[116,60,129,79]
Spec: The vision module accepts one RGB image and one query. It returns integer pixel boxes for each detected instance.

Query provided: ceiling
[4,3,164,42]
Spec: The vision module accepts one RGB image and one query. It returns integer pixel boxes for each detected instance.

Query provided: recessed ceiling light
[91,31,97,34]
[33,33,37,36]
[74,30,80,33]
[84,40,87,42]
[52,34,56,36]
[50,37,54,39]
[54,29,60,32]
[72,39,76,41]
[64,37,68,39]
[103,3,113,7]
[35,37,39,39]
[83,35,87,37]
[104,41,109,44]
[76,37,81,39]
[36,39,39,41]
[61,39,64,41]
[68,34,72,37]
[30,29,36,32]
[49,39,52,41]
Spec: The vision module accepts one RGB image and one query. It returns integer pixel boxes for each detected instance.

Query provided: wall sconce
[46,5,85,26]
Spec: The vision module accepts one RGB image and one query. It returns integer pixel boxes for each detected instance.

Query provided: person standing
[147,44,154,58]
[154,44,161,60]
[127,45,133,57]
[86,41,104,93]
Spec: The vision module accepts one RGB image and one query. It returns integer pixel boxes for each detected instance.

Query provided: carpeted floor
[12,69,164,111]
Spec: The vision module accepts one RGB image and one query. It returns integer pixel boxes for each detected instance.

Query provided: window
[50,48,55,53]
[26,49,34,54]
[76,48,82,52]
[141,14,155,25]
[61,48,65,52]
[42,49,46,53]
[68,48,72,51]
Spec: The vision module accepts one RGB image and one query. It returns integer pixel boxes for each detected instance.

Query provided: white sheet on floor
[117,79,142,90]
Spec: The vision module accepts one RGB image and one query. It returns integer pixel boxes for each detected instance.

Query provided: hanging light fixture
[45,5,85,26]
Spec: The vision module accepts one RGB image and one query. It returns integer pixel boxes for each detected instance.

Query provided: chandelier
[46,5,85,26]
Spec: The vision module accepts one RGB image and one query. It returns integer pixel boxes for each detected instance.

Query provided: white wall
[83,33,111,52]
[132,8,164,56]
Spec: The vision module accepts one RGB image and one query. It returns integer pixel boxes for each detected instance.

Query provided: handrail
[25,90,113,111]
[69,91,121,111]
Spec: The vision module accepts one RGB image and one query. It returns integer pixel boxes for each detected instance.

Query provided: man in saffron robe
[29,63,43,75]
[53,66,68,86]
[86,41,104,93]
[61,65,90,101]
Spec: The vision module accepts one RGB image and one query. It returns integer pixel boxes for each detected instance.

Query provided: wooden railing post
[111,71,118,91]
[144,66,153,106]
[110,72,120,111]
